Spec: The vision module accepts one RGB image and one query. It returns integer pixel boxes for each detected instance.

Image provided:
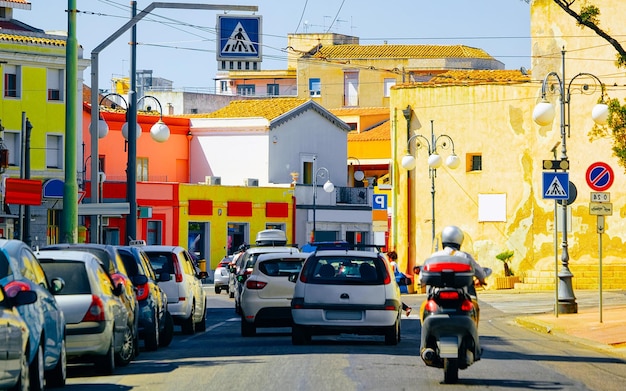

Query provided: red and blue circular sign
[586,162,614,191]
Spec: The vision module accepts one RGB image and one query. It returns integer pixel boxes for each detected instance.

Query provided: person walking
[386,250,412,317]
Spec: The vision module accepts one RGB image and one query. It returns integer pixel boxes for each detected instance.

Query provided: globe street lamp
[312,166,334,241]
[97,93,170,243]
[401,119,460,251]
[532,49,608,314]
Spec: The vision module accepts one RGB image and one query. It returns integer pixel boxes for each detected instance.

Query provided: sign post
[586,162,615,323]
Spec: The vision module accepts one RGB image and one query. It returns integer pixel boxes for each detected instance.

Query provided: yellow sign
[589,202,613,216]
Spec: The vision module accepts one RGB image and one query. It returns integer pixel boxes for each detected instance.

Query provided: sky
[17,0,531,92]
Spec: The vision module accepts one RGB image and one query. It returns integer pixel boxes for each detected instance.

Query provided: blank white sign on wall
[478,193,506,222]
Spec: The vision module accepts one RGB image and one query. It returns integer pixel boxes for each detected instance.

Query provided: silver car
[214,256,231,295]
[37,250,131,375]
[291,249,402,345]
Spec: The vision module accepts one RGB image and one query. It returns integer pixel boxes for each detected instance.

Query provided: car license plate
[325,310,362,320]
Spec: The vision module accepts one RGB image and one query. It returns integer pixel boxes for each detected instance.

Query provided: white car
[291,249,402,345]
[141,245,208,335]
[240,252,309,336]
[214,256,232,295]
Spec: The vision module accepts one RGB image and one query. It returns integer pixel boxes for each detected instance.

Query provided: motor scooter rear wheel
[443,358,459,384]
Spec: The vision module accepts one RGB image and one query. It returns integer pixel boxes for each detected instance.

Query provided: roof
[197,98,309,120]
[330,107,390,117]
[348,120,390,142]
[418,69,531,86]
[313,44,495,60]
[193,97,351,132]
[0,31,65,46]
[0,0,31,10]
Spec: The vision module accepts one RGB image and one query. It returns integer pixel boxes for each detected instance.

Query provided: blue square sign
[542,172,569,200]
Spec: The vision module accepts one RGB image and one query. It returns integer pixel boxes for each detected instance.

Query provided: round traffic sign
[586,162,614,191]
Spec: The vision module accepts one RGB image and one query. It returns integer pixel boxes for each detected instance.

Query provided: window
[309,78,321,97]
[4,65,20,98]
[220,80,228,92]
[47,68,64,101]
[137,157,148,181]
[266,223,285,231]
[147,221,162,245]
[267,83,279,96]
[467,153,482,172]
[303,161,313,184]
[46,134,63,168]
[384,78,396,97]
[4,131,21,166]
[237,84,255,96]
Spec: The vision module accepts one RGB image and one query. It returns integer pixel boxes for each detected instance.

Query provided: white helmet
[441,226,464,248]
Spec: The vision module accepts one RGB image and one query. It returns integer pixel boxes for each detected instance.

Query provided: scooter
[418,255,491,384]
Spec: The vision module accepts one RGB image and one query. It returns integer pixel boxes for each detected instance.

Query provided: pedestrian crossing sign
[543,172,569,200]
[217,15,262,61]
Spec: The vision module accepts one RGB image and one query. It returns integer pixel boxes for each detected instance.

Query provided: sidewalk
[482,289,626,359]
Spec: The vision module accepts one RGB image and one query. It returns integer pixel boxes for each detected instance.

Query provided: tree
[521,0,626,170]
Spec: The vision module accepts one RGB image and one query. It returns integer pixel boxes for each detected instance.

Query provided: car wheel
[96,335,115,375]
[9,347,29,391]
[181,304,196,335]
[45,337,67,387]
[214,286,221,294]
[292,325,310,345]
[159,311,174,347]
[29,341,44,391]
[145,311,160,351]
[195,301,207,332]
[241,314,256,337]
[384,319,400,346]
[115,323,135,366]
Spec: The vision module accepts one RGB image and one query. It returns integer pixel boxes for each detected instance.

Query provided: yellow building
[391,0,626,290]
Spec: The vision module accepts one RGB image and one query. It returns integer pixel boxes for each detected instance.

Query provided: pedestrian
[386,250,412,317]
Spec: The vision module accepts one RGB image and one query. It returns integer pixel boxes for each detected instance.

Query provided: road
[61,287,626,391]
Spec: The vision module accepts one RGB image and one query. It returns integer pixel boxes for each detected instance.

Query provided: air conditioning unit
[244,178,259,187]
[205,176,221,185]
[101,217,109,226]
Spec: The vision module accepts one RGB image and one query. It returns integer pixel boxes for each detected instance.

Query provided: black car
[116,246,174,350]
[41,243,139,365]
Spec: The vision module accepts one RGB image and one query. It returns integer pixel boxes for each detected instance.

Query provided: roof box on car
[420,255,474,288]
[255,229,287,246]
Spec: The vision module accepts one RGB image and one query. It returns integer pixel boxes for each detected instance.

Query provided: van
[255,229,287,246]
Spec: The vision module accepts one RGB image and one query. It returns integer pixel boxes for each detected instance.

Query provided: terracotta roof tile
[314,44,494,60]
[330,107,389,116]
[0,32,65,46]
[193,98,309,120]
[415,69,531,86]
[348,120,390,141]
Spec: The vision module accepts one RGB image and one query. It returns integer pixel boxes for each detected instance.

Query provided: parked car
[41,243,138,361]
[0,239,67,389]
[0,284,37,390]
[140,245,208,335]
[240,252,309,336]
[290,248,402,345]
[214,256,232,295]
[116,246,174,350]
[36,250,131,375]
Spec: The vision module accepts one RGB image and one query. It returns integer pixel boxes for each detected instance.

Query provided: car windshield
[41,261,91,295]
[302,256,384,285]
[145,252,175,274]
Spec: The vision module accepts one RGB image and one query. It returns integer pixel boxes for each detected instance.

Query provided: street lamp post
[97,93,170,243]
[532,49,608,314]
[312,166,334,241]
[401,119,460,251]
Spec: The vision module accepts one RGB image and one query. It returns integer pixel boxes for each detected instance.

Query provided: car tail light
[111,273,127,288]
[82,294,106,322]
[244,268,252,276]
[438,291,460,300]
[173,255,183,283]
[460,299,474,312]
[246,280,267,290]
[4,281,31,298]
[136,282,149,301]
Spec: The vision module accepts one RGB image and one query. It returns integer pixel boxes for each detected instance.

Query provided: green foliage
[496,250,514,276]
[589,98,626,172]
[579,5,600,25]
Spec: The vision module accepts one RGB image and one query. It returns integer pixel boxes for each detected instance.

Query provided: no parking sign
[586,162,614,191]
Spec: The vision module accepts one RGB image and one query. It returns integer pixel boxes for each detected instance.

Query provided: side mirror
[288,273,299,283]
[50,277,65,294]
[112,282,124,297]
[197,271,208,280]
[13,290,38,306]
[158,272,171,282]
[132,275,149,286]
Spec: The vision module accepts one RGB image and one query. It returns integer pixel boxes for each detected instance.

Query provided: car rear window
[259,258,304,277]
[118,250,142,278]
[302,256,384,285]
[145,252,175,274]
[0,252,11,279]
[40,261,91,295]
